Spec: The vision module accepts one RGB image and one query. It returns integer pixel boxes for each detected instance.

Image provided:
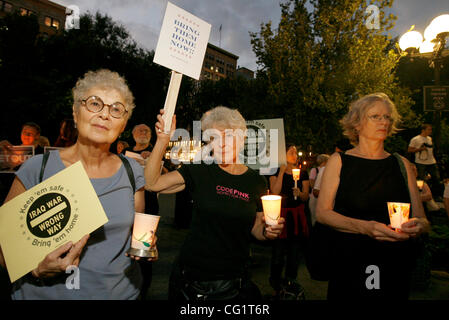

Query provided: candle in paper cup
[262,195,282,225]
[292,169,300,181]
[417,180,424,190]
[387,202,410,230]
[127,212,160,258]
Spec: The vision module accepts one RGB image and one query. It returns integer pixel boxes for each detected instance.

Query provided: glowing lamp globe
[419,40,436,53]
[399,30,423,51]
[424,14,449,41]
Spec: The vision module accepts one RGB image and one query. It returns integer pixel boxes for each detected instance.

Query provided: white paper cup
[292,169,300,181]
[129,213,160,257]
[387,202,410,230]
[262,195,282,225]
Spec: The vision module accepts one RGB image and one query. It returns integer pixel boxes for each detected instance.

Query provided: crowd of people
[0,69,448,301]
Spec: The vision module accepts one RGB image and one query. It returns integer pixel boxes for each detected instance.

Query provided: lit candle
[127,212,160,258]
[292,168,300,200]
[387,202,410,230]
[417,180,424,191]
[261,195,282,225]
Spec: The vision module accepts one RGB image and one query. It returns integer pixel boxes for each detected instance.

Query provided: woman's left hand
[400,218,429,238]
[264,217,285,240]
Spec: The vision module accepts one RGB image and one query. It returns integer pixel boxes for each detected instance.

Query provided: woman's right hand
[364,221,409,242]
[31,234,90,279]
[155,109,176,143]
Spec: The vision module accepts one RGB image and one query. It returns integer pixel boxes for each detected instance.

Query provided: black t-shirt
[272,168,309,208]
[177,162,267,280]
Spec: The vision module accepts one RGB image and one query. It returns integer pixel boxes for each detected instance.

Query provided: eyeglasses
[367,114,392,122]
[81,96,128,119]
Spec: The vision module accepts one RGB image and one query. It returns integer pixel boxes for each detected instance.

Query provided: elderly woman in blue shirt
[0,69,153,299]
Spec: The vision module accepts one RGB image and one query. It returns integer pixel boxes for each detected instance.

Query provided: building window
[1,1,13,13]
[217,67,224,74]
[206,53,215,61]
[20,7,36,16]
[45,16,60,29]
[216,58,225,65]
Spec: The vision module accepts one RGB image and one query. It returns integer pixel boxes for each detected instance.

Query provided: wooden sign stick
[162,70,183,134]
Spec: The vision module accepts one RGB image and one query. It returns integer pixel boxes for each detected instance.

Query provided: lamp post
[399,14,449,151]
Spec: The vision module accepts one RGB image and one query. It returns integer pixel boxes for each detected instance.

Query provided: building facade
[0,0,66,36]
[236,66,255,80]
[200,43,239,81]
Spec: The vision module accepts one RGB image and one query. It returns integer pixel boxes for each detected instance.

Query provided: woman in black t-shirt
[145,106,285,301]
[268,143,309,299]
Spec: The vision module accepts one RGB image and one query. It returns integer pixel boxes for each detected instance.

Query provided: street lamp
[399,14,449,151]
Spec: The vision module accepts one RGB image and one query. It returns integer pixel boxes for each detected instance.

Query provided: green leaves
[250,0,417,153]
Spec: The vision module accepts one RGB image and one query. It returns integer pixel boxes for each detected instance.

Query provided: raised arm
[144,110,185,194]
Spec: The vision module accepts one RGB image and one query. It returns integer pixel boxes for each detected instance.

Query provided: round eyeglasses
[81,96,128,119]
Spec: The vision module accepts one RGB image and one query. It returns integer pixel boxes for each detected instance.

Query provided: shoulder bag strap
[39,152,51,183]
[393,152,413,218]
[119,154,136,194]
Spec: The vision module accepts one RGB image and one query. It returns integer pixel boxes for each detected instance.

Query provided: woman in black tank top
[316,93,430,299]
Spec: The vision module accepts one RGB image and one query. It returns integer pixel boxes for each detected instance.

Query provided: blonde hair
[201,106,247,132]
[316,154,330,166]
[340,93,400,144]
[72,69,135,118]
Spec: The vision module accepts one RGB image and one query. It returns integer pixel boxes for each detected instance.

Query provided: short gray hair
[72,69,135,118]
[201,106,247,132]
[340,92,400,144]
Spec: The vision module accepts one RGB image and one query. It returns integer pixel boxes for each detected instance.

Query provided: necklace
[350,148,389,159]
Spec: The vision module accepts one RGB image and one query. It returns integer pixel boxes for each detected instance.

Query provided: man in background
[408,123,441,198]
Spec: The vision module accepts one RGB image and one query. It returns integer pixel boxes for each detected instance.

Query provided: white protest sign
[154,1,211,80]
[153,2,211,133]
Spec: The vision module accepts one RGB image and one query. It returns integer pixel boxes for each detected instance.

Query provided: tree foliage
[0,12,169,145]
[250,0,418,153]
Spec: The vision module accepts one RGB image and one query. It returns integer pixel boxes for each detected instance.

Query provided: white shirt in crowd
[409,135,436,165]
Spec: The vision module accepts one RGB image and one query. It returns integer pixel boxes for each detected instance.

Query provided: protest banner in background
[242,119,286,174]
[153,1,211,80]
[0,161,108,282]
[0,146,34,173]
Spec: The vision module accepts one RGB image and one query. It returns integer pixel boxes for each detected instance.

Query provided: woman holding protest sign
[145,106,285,300]
[0,69,155,299]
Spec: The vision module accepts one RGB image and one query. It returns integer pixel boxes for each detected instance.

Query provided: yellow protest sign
[0,161,108,282]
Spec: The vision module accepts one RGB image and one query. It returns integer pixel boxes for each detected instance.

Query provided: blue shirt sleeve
[15,154,44,190]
